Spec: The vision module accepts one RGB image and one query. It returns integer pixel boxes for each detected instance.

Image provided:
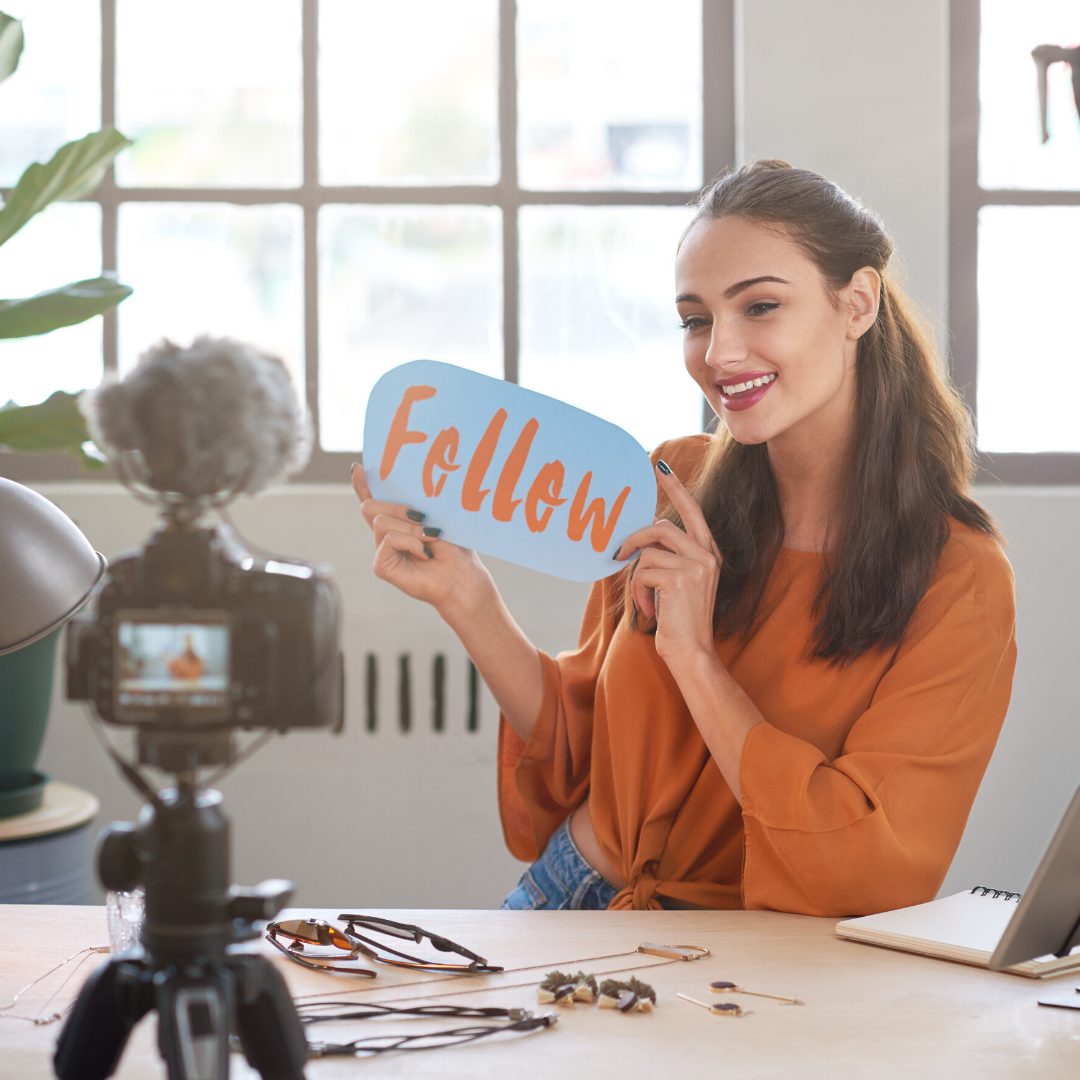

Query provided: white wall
[28,0,1080,908]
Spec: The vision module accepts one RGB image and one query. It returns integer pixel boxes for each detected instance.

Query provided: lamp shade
[0,477,106,656]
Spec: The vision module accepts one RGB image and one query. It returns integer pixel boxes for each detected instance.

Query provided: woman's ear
[844,266,881,339]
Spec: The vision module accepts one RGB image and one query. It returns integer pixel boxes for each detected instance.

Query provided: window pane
[518,0,702,191]
[0,1,100,187]
[519,206,699,452]
[117,204,304,398]
[115,0,302,187]
[319,206,501,451]
[320,0,498,185]
[977,206,1080,453]
[0,204,103,404]
[979,1,1080,190]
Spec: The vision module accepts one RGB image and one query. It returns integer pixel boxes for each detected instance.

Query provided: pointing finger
[655,459,715,552]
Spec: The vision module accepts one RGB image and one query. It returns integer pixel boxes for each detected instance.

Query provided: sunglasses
[265,915,503,977]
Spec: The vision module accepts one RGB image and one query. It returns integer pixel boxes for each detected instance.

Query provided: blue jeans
[501,817,619,910]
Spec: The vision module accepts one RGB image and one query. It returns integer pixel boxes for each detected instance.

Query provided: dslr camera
[66,521,342,732]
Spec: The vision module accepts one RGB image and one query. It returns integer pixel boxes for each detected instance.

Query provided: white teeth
[721,373,776,395]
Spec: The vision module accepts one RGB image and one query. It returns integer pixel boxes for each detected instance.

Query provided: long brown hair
[654,160,998,661]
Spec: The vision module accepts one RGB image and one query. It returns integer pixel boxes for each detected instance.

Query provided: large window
[0,0,734,482]
[951,0,1080,483]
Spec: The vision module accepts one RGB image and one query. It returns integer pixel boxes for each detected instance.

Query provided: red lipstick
[717,372,777,412]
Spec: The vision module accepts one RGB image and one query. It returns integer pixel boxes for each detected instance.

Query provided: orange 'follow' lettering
[380,385,630,553]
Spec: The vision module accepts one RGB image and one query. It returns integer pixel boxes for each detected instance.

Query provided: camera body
[67,520,343,732]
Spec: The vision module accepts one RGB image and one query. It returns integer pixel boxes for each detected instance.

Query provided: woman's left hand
[613,460,722,668]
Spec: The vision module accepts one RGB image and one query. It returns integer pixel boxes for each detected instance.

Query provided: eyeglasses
[338,914,503,974]
[265,915,503,976]
[265,919,378,977]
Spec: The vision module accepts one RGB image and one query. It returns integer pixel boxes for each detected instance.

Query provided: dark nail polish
[611,547,622,560]
[422,526,442,538]
[656,459,672,475]
[423,544,435,559]
[406,509,427,523]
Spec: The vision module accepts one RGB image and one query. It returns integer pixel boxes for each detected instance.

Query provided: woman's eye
[747,301,779,317]
[678,316,708,332]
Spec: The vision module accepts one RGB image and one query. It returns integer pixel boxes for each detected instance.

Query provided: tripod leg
[231,954,308,1080]
[155,965,235,1080]
[54,957,154,1080]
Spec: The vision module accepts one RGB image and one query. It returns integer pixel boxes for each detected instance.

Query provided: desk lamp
[0,476,106,817]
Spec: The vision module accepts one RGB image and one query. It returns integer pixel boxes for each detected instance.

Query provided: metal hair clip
[709,979,804,1006]
[637,943,710,961]
[678,993,747,1018]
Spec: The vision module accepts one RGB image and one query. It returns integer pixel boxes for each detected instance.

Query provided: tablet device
[989,785,1080,970]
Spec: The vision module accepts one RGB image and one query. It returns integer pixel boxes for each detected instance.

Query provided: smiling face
[675,216,875,460]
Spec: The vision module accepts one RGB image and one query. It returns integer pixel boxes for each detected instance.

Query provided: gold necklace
[0,945,110,1025]
[292,942,710,1006]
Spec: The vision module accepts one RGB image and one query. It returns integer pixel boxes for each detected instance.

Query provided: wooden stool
[0,782,100,903]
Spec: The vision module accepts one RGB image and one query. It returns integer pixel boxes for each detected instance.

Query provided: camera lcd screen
[115,614,231,719]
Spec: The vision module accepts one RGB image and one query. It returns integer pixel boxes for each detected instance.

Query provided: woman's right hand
[351,463,545,740]
[350,463,494,616]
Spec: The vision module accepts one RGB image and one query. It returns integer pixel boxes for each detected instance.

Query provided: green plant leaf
[0,276,132,338]
[0,390,103,467]
[0,12,23,84]
[0,128,132,248]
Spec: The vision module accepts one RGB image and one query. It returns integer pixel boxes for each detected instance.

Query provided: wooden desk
[1,905,1077,1078]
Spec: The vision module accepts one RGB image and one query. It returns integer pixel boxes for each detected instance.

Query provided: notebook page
[836,891,1017,954]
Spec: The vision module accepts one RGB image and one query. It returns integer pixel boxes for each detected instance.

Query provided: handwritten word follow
[381,384,630,553]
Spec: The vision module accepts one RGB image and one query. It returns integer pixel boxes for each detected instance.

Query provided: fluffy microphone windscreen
[82,336,312,497]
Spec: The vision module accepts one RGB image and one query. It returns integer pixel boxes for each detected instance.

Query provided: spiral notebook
[834,886,1080,977]
[836,788,1080,978]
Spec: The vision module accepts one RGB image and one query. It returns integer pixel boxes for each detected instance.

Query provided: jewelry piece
[305,1013,558,1056]
[291,941,710,1009]
[709,980,804,1006]
[537,971,598,1005]
[678,993,746,1018]
[597,977,656,1013]
[0,945,110,1025]
[296,1000,535,1023]
[637,943,709,961]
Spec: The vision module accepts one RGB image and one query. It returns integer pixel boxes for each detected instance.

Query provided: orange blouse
[498,435,1017,915]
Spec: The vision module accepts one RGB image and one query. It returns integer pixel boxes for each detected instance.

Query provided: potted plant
[0,10,128,815]
[0,8,132,463]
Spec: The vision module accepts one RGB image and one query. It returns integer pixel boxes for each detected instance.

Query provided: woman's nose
[704,324,747,369]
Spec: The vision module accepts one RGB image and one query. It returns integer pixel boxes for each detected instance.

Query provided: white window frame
[949,0,1079,484]
[0,0,735,484]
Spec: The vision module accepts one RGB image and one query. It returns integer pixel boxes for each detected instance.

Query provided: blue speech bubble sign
[362,360,656,582]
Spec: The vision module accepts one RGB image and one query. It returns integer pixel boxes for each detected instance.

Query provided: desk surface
[2,905,1078,1079]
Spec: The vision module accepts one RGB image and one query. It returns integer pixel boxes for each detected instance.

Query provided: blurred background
[1,0,1077,907]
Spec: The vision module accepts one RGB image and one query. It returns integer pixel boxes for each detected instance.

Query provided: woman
[167,632,205,681]
[351,160,1016,916]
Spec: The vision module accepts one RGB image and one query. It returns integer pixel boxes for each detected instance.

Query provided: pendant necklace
[291,942,711,1006]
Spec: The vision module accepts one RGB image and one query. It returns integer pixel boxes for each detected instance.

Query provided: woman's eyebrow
[723,275,792,298]
[675,276,792,306]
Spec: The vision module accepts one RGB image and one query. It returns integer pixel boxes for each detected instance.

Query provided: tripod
[54,775,308,1080]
